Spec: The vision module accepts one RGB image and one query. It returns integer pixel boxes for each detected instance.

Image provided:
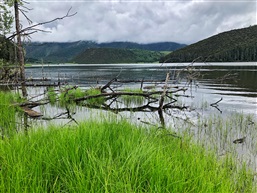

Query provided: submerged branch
[75,88,187,103]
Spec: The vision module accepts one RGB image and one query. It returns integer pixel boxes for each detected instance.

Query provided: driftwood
[101,78,117,92]
[233,136,246,144]
[21,107,42,118]
[158,72,170,127]
[12,63,203,127]
[68,73,188,127]
[210,97,223,107]
[75,88,187,103]
[19,101,49,108]
[210,97,223,113]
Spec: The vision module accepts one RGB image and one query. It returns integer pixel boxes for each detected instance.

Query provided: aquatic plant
[47,87,57,105]
[120,88,145,106]
[84,87,105,105]
[59,86,85,107]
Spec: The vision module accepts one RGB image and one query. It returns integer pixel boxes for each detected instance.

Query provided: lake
[25,62,257,115]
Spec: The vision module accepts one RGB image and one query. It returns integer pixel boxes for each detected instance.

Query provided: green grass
[0,119,254,192]
[120,88,145,106]
[84,87,105,105]
[57,86,85,109]
[47,87,57,105]
[0,92,19,138]
[58,87,104,108]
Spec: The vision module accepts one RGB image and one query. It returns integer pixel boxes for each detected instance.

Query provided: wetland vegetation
[0,77,256,192]
[0,93,255,192]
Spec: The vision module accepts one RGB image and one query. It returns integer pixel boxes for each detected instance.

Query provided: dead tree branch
[8,7,77,40]
[74,88,186,103]
[210,97,223,107]
[210,97,223,113]
[158,72,170,127]
[101,77,117,92]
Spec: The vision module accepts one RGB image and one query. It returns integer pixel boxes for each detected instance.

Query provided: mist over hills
[3,25,256,64]
[24,41,185,63]
[160,25,257,63]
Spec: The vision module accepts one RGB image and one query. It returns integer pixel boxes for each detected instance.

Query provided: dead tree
[14,0,26,96]
[6,0,77,97]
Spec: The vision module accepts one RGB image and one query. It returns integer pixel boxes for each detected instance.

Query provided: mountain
[160,25,257,63]
[72,48,164,64]
[24,41,186,63]
[24,41,97,64]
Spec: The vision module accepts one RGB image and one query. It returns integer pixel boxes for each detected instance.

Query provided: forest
[160,25,257,63]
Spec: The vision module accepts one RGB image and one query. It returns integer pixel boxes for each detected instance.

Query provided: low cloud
[22,0,256,44]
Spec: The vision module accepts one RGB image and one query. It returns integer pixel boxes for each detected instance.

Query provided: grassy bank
[0,119,254,192]
[0,92,18,138]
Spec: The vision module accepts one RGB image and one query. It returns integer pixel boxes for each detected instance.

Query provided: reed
[59,86,85,107]
[57,87,104,107]
[84,87,105,105]
[121,88,145,106]
[0,119,254,192]
[47,87,57,105]
[0,92,18,138]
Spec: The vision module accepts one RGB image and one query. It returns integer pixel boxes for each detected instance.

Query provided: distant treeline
[73,48,164,64]
[24,41,185,64]
[160,25,257,63]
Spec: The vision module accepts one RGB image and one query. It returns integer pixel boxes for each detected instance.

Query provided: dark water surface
[25,62,257,115]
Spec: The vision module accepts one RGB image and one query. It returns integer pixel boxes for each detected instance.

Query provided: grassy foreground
[0,92,18,137]
[0,119,254,192]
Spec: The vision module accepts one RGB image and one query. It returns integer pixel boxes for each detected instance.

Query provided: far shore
[26,62,257,68]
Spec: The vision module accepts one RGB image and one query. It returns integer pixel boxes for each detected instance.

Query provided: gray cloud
[21,0,257,44]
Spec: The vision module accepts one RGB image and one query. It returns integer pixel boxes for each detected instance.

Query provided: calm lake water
[25,62,257,115]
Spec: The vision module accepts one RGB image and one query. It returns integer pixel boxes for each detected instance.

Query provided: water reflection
[24,62,257,114]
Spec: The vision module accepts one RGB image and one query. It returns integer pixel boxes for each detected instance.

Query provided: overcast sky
[21,0,257,44]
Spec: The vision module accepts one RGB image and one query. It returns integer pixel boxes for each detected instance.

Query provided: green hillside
[24,41,186,64]
[99,41,186,51]
[72,48,164,64]
[160,25,257,63]
[24,41,97,64]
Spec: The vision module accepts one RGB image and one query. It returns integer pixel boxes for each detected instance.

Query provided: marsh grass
[57,87,104,108]
[47,87,57,105]
[84,87,105,105]
[0,92,18,138]
[0,120,254,192]
[193,112,257,172]
[120,88,145,106]
[59,87,85,107]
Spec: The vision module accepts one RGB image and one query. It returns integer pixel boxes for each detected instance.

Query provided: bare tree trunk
[158,72,170,128]
[14,0,27,97]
